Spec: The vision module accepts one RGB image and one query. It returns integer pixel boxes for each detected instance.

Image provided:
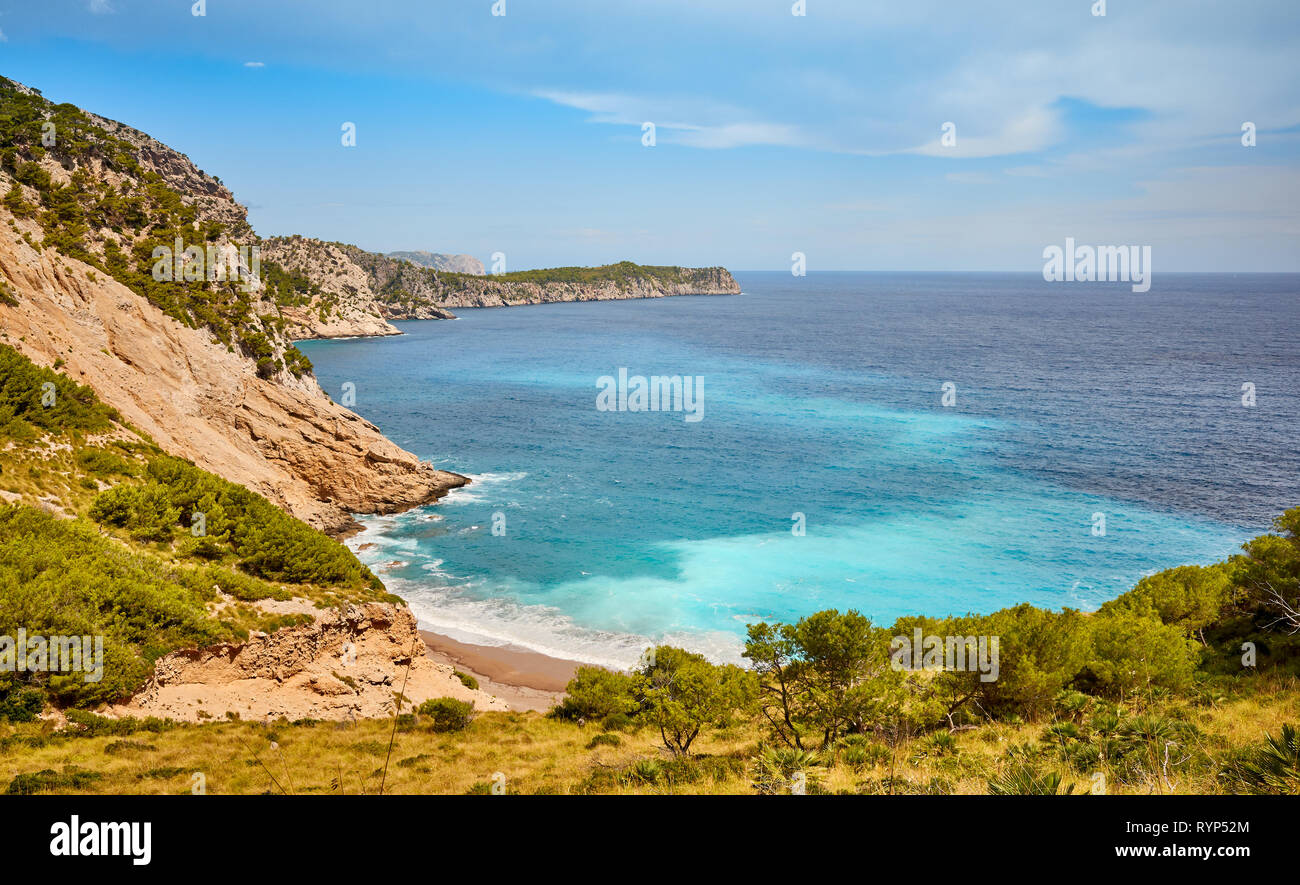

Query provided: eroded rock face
[112,603,506,722]
[0,220,466,535]
[257,237,407,339]
[83,109,254,240]
[264,237,461,330]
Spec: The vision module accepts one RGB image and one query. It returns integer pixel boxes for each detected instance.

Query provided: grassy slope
[1,672,1294,795]
[0,344,391,709]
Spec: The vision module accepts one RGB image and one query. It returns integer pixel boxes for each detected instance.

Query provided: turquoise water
[298,273,1298,666]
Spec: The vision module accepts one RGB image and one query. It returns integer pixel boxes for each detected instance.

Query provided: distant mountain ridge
[388,249,484,275]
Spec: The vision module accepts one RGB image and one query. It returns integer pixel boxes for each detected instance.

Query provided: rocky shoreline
[262,235,739,339]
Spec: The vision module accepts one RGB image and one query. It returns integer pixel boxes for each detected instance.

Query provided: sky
[0,0,1297,271]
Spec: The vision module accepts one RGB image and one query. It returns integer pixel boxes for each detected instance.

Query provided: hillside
[425,261,742,310]
[262,235,741,337]
[0,76,465,533]
[0,345,500,723]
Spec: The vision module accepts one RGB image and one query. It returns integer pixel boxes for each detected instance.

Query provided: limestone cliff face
[430,266,742,310]
[259,236,741,336]
[261,236,457,332]
[257,237,404,339]
[344,245,462,320]
[0,218,466,535]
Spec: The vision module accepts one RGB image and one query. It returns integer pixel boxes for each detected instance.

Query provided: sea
[296,272,1300,667]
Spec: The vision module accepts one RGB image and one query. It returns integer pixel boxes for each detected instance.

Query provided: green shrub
[0,683,45,722]
[552,666,638,721]
[75,448,136,477]
[751,746,825,795]
[104,740,156,755]
[1220,723,1300,794]
[838,735,891,769]
[418,697,475,733]
[63,710,176,737]
[6,767,103,795]
[1081,613,1199,698]
[0,343,116,440]
[89,454,379,589]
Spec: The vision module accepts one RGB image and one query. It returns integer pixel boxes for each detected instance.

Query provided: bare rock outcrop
[257,236,406,339]
[111,602,507,722]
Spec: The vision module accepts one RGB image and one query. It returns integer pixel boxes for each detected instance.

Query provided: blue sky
[1,0,1297,270]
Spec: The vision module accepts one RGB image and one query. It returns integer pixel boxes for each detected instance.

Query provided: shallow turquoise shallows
[297,272,1299,666]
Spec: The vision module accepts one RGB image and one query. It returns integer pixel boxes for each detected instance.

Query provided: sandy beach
[420,629,585,712]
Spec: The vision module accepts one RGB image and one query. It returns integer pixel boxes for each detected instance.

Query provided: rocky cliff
[256,236,406,339]
[261,236,741,337]
[0,219,466,534]
[261,236,457,328]
[431,264,741,310]
[0,76,464,534]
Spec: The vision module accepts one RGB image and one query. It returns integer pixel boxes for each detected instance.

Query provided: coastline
[420,629,582,713]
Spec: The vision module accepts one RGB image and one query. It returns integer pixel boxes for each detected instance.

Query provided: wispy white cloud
[244,61,265,68]
[909,107,1063,159]
[533,89,817,150]
[88,0,114,14]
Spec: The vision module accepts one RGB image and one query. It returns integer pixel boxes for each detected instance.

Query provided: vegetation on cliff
[0,345,389,713]
[438,261,704,289]
[262,236,738,326]
[0,77,315,379]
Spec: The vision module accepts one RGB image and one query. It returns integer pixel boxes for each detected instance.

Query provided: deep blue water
[298,272,1299,666]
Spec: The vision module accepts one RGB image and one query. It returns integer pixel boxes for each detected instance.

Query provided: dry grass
[2,679,1294,795]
